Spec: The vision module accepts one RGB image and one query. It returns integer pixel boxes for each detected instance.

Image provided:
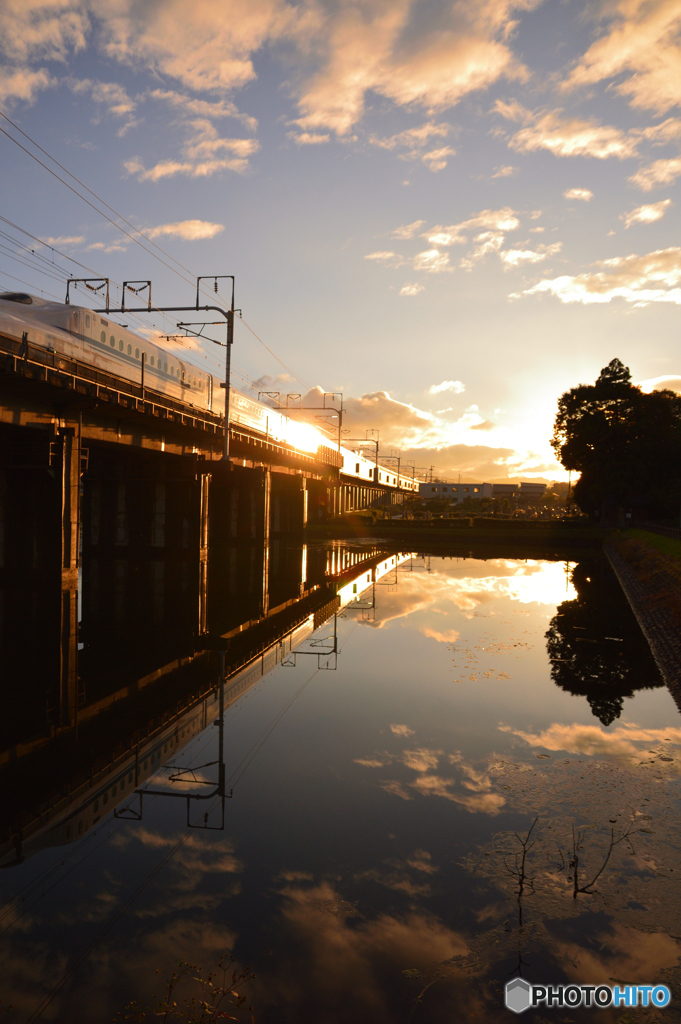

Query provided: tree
[551,359,681,519]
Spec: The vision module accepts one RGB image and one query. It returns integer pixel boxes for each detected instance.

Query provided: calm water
[2,545,680,1023]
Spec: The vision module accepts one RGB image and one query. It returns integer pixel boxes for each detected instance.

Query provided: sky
[2,0,681,482]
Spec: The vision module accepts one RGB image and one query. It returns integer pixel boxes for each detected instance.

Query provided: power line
[0,110,316,391]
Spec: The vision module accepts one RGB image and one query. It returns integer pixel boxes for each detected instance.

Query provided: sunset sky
[2,0,681,481]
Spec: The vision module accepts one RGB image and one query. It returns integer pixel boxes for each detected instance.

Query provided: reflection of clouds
[500,721,681,764]
[259,880,469,1021]
[363,559,575,631]
[556,923,679,986]
[402,747,443,772]
[112,829,243,893]
[356,849,439,897]
[356,744,507,814]
[422,626,460,643]
[389,723,414,737]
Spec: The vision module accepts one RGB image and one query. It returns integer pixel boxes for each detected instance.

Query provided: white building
[419,482,493,503]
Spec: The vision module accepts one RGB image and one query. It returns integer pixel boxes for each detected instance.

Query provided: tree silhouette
[551,359,681,519]
[545,560,661,725]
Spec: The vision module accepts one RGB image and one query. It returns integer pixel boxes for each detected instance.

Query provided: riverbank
[605,530,681,703]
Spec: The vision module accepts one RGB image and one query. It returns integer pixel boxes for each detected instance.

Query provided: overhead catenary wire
[0,111,316,392]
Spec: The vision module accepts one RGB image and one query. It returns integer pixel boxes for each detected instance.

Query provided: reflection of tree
[546,560,661,725]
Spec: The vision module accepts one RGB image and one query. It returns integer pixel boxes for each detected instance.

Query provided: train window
[109,335,115,347]
[103,792,108,804]
[182,370,186,381]
[100,331,106,343]
[127,344,132,355]
[85,315,90,328]
[164,362,167,373]
[93,799,99,812]
[77,820,83,834]
[170,366,174,376]
[150,356,155,366]
[119,340,123,351]
[135,348,139,359]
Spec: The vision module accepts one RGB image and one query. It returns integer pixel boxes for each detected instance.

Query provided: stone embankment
[605,533,681,707]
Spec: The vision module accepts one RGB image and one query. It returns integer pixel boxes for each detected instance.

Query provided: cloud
[525,246,681,306]
[629,157,681,191]
[421,626,460,643]
[369,122,456,171]
[148,88,257,131]
[389,724,415,737]
[563,187,593,201]
[500,721,681,762]
[289,131,330,144]
[499,104,639,159]
[338,388,435,444]
[499,242,561,268]
[399,282,424,296]
[392,220,425,239]
[412,249,451,273]
[365,250,404,267]
[491,164,517,177]
[147,219,225,240]
[469,419,496,430]
[428,380,465,395]
[637,374,681,393]
[125,122,259,180]
[621,199,672,228]
[563,0,681,115]
[291,1,540,137]
[424,207,520,246]
[0,0,88,67]
[71,78,136,119]
[42,235,86,247]
[0,66,54,105]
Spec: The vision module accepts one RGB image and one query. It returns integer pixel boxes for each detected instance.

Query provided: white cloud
[412,249,451,273]
[491,164,518,177]
[424,207,520,246]
[42,235,86,247]
[637,374,681,393]
[622,199,672,228]
[525,246,681,307]
[400,283,424,296]
[428,380,465,395]
[392,220,425,240]
[499,241,561,268]
[500,104,639,160]
[147,220,225,241]
[629,157,681,191]
[563,187,593,201]
[365,251,403,266]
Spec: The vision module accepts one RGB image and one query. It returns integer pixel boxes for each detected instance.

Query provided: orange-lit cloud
[621,199,672,227]
[563,187,593,201]
[563,0,681,115]
[629,157,681,191]
[499,720,681,762]
[496,102,640,159]
[147,219,225,240]
[524,246,681,306]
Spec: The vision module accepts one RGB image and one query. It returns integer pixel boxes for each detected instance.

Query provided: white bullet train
[0,291,418,489]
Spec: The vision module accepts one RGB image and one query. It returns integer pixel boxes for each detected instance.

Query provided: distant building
[419,482,493,503]
[492,482,547,504]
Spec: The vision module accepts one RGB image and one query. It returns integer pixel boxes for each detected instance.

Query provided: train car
[0,292,418,487]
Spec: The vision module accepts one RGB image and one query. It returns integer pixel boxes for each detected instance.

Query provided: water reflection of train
[0,550,414,867]
[0,292,417,490]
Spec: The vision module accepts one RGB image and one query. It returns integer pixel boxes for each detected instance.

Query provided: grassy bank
[609,530,681,632]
